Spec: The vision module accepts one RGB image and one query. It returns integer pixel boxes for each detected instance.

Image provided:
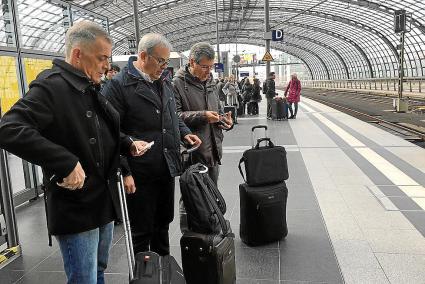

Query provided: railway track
[275,87,425,146]
[305,95,425,145]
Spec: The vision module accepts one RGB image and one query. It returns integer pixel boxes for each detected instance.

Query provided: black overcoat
[102,57,191,180]
[0,59,127,235]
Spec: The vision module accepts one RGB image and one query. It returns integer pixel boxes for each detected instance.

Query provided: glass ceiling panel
[17,0,67,53]
[72,0,425,78]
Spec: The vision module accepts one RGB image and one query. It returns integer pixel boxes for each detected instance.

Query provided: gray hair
[189,42,215,64]
[138,33,172,54]
[65,20,112,59]
[291,72,298,78]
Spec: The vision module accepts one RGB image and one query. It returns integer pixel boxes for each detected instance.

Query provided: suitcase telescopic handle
[251,125,268,148]
[117,170,135,280]
[251,125,267,132]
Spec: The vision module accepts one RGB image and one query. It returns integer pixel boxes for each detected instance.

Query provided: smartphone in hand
[141,141,154,151]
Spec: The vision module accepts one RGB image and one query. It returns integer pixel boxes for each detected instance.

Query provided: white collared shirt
[133,61,154,83]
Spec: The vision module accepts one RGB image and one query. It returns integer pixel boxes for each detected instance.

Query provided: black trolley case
[238,126,289,246]
[117,172,185,284]
[271,97,287,120]
[239,182,288,246]
[179,164,236,284]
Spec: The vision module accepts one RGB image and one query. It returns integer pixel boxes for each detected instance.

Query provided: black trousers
[126,174,175,256]
[267,98,273,117]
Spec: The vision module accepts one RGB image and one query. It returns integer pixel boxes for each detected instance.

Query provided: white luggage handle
[117,171,135,280]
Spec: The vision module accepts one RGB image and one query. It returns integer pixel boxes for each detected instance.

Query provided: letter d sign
[272,29,284,41]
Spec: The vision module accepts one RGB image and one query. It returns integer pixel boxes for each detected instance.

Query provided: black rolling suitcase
[224,105,237,124]
[239,182,288,246]
[117,172,185,283]
[271,97,287,120]
[181,231,236,284]
[179,164,236,284]
[238,125,289,186]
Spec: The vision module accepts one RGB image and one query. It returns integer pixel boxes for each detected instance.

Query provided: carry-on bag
[271,97,287,120]
[238,125,289,186]
[117,171,185,283]
[179,166,236,284]
[239,181,288,246]
[179,163,227,234]
[181,231,236,284]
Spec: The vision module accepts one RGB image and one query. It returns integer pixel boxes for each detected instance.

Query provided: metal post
[132,0,141,45]
[264,0,270,77]
[215,0,221,77]
[0,149,19,248]
[235,40,239,81]
[397,30,406,112]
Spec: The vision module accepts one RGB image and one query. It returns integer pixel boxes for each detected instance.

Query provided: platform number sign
[272,30,284,41]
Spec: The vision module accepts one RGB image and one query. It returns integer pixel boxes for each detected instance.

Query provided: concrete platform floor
[2,96,425,283]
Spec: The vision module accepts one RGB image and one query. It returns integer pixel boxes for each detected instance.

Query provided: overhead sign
[272,29,284,41]
[262,51,274,62]
[214,63,224,73]
[239,71,249,77]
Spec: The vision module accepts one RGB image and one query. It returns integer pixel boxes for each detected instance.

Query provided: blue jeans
[56,222,114,284]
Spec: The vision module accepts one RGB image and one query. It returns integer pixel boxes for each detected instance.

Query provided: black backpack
[179,163,228,234]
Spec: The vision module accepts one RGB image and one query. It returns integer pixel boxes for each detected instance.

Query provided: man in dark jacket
[266,72,277,119]
[216,78,226,107]
[0,21,145,283]
[173,42,233,185]
[102,33,201,256]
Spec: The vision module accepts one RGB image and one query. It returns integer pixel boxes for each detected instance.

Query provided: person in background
[106,64,120,80]
[102,33,201,256]
[250,78,262,115]
[0,20,145,284]
[284,73,302,119]
[223,74,239,108]
[265,72,277,119]
[242,78,253,115]
[101,64,120,90]
[216,78,226,108]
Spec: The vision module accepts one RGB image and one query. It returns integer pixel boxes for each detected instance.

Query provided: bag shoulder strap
[238,156,247,183]
[193,172,231,236]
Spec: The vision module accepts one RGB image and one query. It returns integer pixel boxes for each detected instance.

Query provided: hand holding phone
[141,141,154,151]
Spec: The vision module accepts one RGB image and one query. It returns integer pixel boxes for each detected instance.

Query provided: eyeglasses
[149,54,170,67]
[197,64,214,71]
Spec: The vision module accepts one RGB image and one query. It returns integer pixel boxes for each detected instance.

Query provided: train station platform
[1,97,425,283]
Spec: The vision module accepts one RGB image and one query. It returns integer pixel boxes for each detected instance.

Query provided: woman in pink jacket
[284,73,301,119]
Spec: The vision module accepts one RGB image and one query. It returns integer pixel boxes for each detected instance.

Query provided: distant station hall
[1,1,425,283]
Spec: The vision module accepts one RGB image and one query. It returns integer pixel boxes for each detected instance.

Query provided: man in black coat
[0,21,146,283]
[266,72,277,119]
[102,33,201,256]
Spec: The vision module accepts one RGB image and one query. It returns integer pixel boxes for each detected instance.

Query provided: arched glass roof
[6,0,425,80]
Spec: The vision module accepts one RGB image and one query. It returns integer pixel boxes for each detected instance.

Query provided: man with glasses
[173,42,233,186]
[0,21,148,283]
[102,33,201,256]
